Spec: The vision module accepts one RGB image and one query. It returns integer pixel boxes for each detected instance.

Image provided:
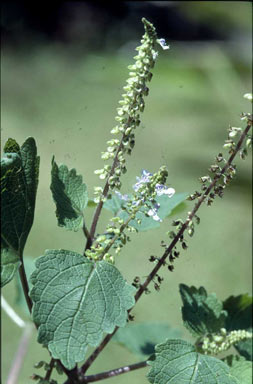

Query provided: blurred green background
[1,2,252,383]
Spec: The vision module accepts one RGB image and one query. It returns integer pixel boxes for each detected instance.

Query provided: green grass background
[1,10,252,384]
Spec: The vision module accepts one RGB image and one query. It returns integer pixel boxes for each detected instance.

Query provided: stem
[18,252,33,313]
[44,358,55,381]
[79,121,252,374]
[93,213,136,258]
[81,360,148,383]
[83,221,92,243]
[80,328,118,375]
[86,132,128,250]
[6,324,33,384]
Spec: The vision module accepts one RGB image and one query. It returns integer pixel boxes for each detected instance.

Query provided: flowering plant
[1,18,252,384]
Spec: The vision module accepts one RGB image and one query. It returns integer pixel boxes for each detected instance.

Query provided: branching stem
[44,358,55,381]
[78,121,252,375]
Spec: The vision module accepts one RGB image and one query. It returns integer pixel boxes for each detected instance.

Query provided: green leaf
[120,209,160,231]
[113,322,182,358]
[223,294,252,361]
[1,240,21,288]
[50,157,88,231]
[30,249,136,369]
[224,355,252,384]
[223,294,252,331]
[179,284,227,337]
[3,137,20,153]
[104,195,124,215]
[1,138,39,255]
[156,193,189,220]
[147,339,238,384]
[20,137,40,219]
[106,192,188,232]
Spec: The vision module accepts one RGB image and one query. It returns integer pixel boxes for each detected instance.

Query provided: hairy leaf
[1,241,21,288]
[223,294,252,361]
[50,157,88,231]
[179,284,227,337]
[113,322,182,358]
[224,355,252,384]
[147,339,238,384]
[1,138,39,286]
[30,250,136,369]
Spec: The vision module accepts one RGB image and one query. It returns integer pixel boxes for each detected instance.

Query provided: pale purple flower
[115,190,129,201]
[132,170,176,223]
[147,202,161,222]
[133,170,152,192]
[155,184,175,197]
[157,38,170,50]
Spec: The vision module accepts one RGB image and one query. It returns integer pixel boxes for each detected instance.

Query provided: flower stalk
[78,116,252,377]
[86,167,175,263]
[87,18,165,249]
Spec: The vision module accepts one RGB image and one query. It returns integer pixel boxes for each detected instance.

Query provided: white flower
[152,50,159,60]
[155,184,175,197]
[157,38,170,50]
[148,208,162,222]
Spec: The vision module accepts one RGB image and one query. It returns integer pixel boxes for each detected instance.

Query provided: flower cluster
[86,167,175,263]
[131,169,175,222]
[93,18,170,203]
[198,328,253,355]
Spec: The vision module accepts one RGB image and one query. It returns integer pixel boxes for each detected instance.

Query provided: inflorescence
[93,18,170,203]
[196,328,253,355]
[86,167,175,263]
[147,95,252,278]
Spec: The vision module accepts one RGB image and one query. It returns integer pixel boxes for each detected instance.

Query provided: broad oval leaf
[30,249,136,369]
[113,322,182,358]
[50,157,88,231]
[179,284,227,337]
[147,339,239,384]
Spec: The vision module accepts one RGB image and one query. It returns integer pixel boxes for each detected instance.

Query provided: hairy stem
[83,221,92,243]
[18,252,33,313]
[86,134,127,250]
[79,121,252,374]
[81,360,148,383]
[44,358,55,381]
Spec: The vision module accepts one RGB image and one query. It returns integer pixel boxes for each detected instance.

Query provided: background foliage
[1,2,252,383]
